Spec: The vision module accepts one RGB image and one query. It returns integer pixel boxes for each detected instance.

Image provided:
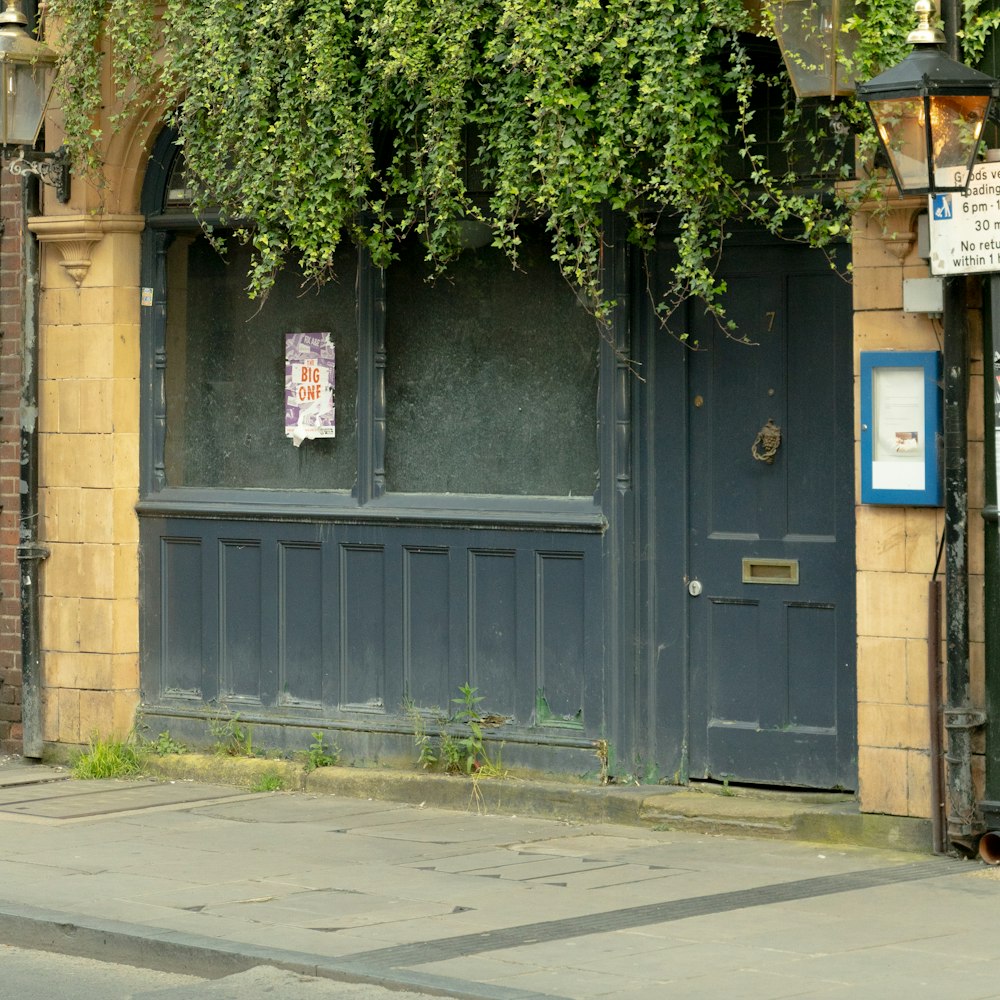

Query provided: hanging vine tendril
[46,0,938,330]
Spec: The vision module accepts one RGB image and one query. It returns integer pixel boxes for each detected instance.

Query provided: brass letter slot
[742,558,799,585]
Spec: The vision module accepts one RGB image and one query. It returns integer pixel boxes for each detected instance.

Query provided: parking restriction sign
[929,160,1000,276]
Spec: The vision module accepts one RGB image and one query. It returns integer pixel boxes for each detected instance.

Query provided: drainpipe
[935,0,986,855]
[928,566,945,855]
[17,175,46,758]
[941,0,960,58]
[978,273,1000,848]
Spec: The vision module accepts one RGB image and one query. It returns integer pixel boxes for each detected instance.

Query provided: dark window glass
[164,234,358,490]
[385,228,599,497]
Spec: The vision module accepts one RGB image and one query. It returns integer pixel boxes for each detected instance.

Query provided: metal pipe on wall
[978,271,1000,840]
[941,0,960,58]
[16,0,48,759]
[17,174,44,758]
[928,576,946,854]
[980,828,1000,863]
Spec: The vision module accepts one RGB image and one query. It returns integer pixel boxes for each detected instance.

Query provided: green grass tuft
[73,733,144,779]
[251,772,285,792]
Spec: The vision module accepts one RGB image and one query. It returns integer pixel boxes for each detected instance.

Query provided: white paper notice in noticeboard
[871,365,925,491]
[285,332,335,447]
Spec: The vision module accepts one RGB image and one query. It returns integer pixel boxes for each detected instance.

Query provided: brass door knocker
[751,419,781,464]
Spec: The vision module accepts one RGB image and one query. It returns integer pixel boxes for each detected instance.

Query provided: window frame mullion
[356,243,385,503]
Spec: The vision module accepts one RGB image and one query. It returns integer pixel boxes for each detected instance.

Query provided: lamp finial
[907,0,946,45]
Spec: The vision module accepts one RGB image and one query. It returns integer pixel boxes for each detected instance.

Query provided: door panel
[686,241,855,789]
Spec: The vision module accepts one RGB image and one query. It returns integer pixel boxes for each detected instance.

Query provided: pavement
[0,753,997,998]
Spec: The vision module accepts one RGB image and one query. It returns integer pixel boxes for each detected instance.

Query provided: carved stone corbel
[856,182,926,262]
[877,204,924,260]
[27,215,145,287]
[47,234,102,287]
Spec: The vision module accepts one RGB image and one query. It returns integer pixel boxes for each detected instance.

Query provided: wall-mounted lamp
[770,0,859,99]
[0,0,68,202]
[857,0,998,196]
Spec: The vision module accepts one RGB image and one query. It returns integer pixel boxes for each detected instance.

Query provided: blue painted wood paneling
[403,547,451,710]
[340,544,387,710]
[142,516,604,746]
[786,602,837,730]
[278,543,325,708]
[707,598,760,725]
[220,539,262,703]
[469,550,518,716]
[536,553,587,727]
[161,537,203,700]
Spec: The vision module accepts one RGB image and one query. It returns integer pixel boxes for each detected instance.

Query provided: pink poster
[285,332,335,447]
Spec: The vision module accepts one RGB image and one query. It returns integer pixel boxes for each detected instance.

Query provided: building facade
[15,19,990,835]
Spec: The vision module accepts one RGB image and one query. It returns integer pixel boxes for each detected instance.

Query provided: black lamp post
[0,0,68,202]
[856,0,997,195]
[858,0,1000,855]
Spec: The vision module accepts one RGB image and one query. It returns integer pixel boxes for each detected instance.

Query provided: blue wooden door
[685,239,856,788]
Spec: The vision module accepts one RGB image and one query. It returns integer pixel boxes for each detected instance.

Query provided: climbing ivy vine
[44,0,983,327]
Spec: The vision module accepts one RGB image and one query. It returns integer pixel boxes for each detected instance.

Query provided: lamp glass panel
[773,0,856,97]
[832,9,858,96]
[928,93,991,191]
[870,96,933,193]
[0,62,10,147]
[5,59,51,146]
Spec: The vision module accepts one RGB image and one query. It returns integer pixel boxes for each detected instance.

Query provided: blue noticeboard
[860,351,942,506]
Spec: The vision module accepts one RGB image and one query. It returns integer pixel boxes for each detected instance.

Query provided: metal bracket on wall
[16,545,50,562]
[5,144,70,203]
[17,545,50,591]
[943,707,986,735]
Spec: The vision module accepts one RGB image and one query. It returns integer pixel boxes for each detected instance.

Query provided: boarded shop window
[384,228,599,497]
[164,234,358,489]
[156,216,598,501]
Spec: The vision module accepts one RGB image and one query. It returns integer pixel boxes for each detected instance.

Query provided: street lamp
[770,0,858,99]
[0,0,68,202]
[858,0,1000,855]
[856,0,998,196]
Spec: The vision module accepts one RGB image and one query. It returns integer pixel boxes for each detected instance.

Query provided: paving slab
[0,772,989,999]
[136,964,450,1000]
[0,776,257,822]
[0,762,69,789]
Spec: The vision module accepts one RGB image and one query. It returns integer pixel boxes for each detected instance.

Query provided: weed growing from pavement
[593,739,610,785]
[450,684,488,774]
[251,772,285,792]
[406,699,439,770]
[209,712,255,757]
[149,730,187,756]
[407,684,506,784]
[72,732,143,779]
[303,731,339,772]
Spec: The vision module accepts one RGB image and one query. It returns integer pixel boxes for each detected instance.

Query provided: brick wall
[0,169,24,753]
